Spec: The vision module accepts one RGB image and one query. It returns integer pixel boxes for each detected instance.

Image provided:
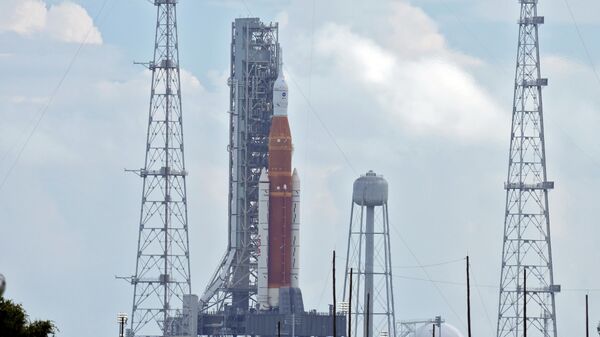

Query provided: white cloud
[316,19,505,142]
[45,2,102,44]
[385,2,482,67]
[0,0,46,35]
[543,55,589,76]
[181,69,203,90]
[384,2,446,58]
[0,0,102,44]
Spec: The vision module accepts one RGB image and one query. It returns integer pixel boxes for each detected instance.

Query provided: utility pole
[586,295,590,337]
[366,293,370,337]
[466,256,472,337]
[118,313,128,337]
[524,269,527,337]
[333,250,337,337]
[349,268,353,337]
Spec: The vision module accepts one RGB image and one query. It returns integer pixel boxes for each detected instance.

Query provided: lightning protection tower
[497,2,559,337]
[344,171,397,337]
[201,18,280,314]
[128,1,192,336]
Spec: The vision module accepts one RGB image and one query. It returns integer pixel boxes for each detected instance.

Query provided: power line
[562,0,600,89]
[469,261,496,335]
[285,69,358,175]
[302,0,316,171]
[394,273,600,293]
[393,274,493,288]
[389,225,468,331]
[0,0,115,192]
[437,1,505,66]
[438,0,600,170]
[562,288,600,293]
[392,257,465,269]
[316,260,333,309]
[241,0,253,17]
[239,0,357,175]
[336,255,465,270]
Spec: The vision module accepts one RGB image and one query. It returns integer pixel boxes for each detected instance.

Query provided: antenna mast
[129,1,192,336]
[497,2,559,337]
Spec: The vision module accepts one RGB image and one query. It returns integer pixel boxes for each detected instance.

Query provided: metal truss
[343,193,397,337]
[497,2,559,337]
[397,317,444,337]
[129,1,191,336]
[200,18,280,314]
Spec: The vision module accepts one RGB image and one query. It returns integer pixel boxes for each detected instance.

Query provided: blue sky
[1,1,600,337]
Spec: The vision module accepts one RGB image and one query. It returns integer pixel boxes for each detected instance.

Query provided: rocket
[257,55,303,313]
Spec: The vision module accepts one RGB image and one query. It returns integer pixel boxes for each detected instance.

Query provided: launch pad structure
[200,17,279,314]
[123,3,566,337]
[117,2,570,337]
[194,17,346,337]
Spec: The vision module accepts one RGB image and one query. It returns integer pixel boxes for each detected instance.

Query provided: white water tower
[343,171,396,337]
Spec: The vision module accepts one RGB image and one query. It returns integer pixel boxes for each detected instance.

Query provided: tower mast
[130,1,191,336]
[497,2,559,337]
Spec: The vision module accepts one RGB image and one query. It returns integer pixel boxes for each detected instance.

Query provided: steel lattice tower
[201,18,280,313]
[343,171,397,337]
[497,2,559,337]
[129,1,191,336]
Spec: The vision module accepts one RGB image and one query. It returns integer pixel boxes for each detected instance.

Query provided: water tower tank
[352,170,388,206]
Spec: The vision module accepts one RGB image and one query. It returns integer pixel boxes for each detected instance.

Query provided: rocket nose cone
[273,75,288,91]
[292,168,300,185]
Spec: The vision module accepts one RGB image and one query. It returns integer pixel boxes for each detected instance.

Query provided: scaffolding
[201,18,280,314]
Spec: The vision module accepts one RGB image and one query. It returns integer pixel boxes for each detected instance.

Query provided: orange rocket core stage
[267,115,293,289]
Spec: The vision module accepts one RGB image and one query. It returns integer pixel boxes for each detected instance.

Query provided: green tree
[0,298,56,337]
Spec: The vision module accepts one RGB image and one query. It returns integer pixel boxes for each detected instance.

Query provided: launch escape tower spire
[201,18,280,313]
[344,171,397,337]
[497,2,559,337]
[128,1,192,336]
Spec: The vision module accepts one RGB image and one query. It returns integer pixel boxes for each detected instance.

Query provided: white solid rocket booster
[257,170,270,309]
[291,168,300,288]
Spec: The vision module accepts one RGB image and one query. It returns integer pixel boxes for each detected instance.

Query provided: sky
[1,0,600,337]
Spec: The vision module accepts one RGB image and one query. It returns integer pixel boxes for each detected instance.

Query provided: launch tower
[497,1,559,337]
[127,1,192,336]
[201,18,280,313]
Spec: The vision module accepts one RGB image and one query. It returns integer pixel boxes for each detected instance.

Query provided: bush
[0,298,56,337]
